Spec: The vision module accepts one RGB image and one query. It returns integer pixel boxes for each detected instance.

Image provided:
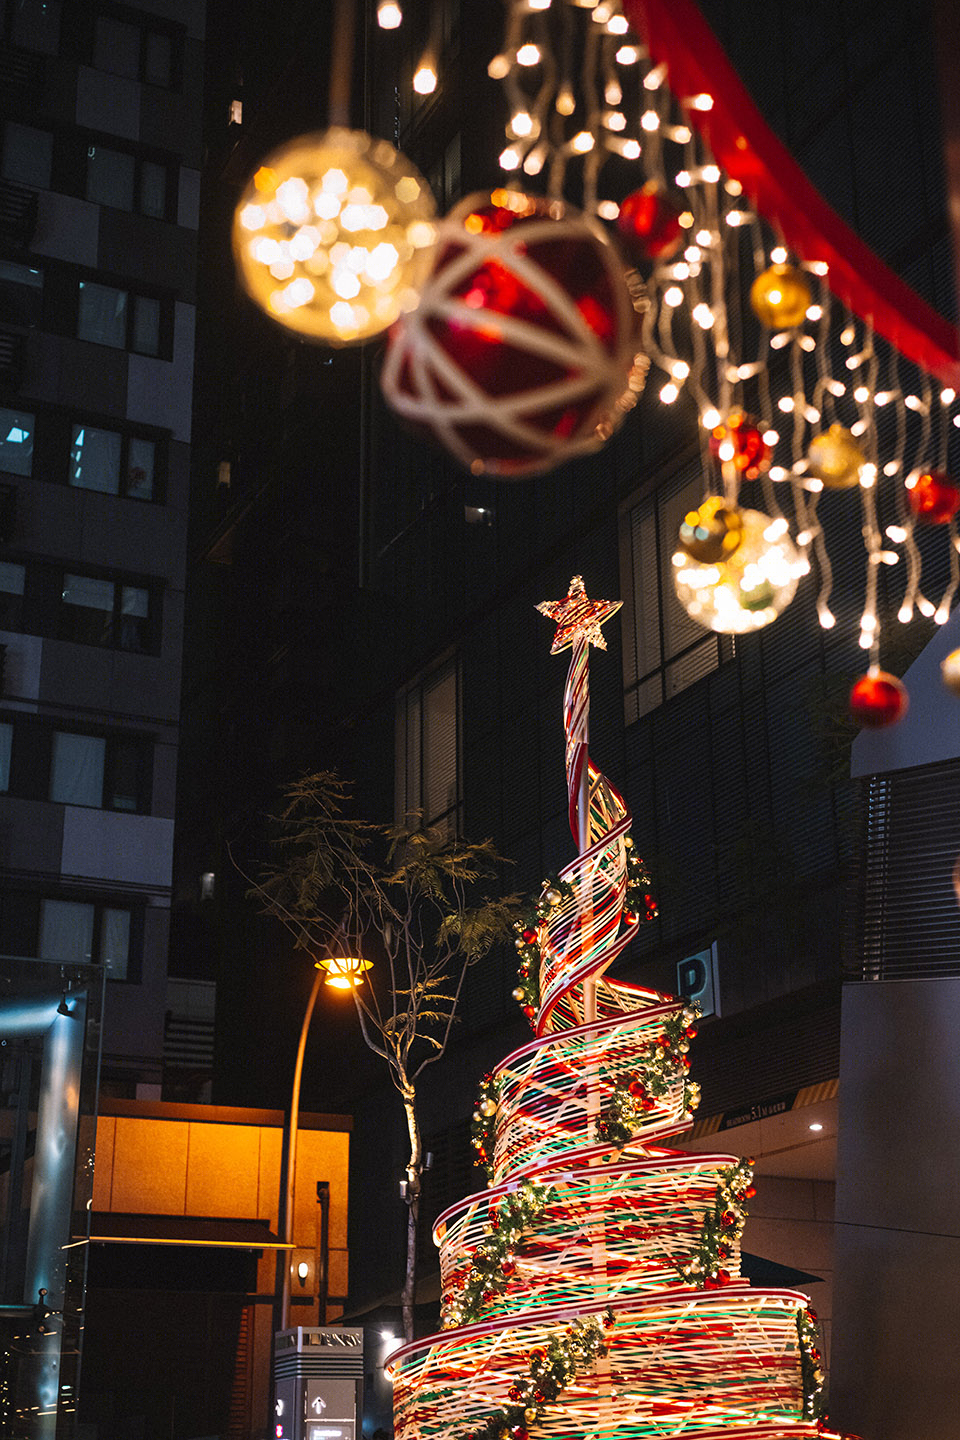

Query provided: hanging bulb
[413,53,437,93]
[376,1,402,27]
[555,85,576,116]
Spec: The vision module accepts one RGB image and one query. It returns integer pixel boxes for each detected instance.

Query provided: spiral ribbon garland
[387,576,832,1440]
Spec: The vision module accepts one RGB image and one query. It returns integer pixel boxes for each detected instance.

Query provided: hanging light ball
[232,128,437,344]
[616,181,684,263]
[709,410,771,480]
[806,424,865,490]
[905,469,960,524]
[381,188,645,478]
[677,495,743,565]
[849,670,908,728]
[941,647,960,696]
[673,507,802,633]
[749,262,811,329]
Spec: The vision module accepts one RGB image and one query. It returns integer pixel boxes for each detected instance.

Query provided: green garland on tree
[511,875,574,1025]
[671,1158,755,1286]
[797,1307,827,1420]
[596,1006,701,1147]
[442,1178,553,1329]
[465,1312,613,1440]
[471,1073,502,1181]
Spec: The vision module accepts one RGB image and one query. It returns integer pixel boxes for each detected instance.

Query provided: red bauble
[906,469,960,524]
[381,189,644,477]
[849,670,908,728]
[710,410,771,480]
[616,182,684,262]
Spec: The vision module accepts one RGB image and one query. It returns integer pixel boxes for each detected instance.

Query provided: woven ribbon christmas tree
[388,575,837,1439]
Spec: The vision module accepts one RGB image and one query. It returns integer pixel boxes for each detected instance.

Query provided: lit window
[395,657,461,834]
[77,282,163,355]
[0,407,34,476]
[39,897,132,980]
[49,728,145,811]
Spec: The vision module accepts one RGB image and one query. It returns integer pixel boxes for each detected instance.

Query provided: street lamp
[278,952,368,1331]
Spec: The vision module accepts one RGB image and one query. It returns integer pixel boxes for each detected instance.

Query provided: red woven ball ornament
[709,410,771,480]
[849,670,908,728]
[381,189,645,478]
[906,469,960,524]
[616,182,684,262]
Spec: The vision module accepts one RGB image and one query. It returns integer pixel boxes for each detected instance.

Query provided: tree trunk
[400,1084,421,1343]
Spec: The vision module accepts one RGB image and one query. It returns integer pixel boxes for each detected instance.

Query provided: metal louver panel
[855,760,960,981]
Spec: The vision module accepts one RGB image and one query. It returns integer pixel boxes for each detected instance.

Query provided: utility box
[274,1327,364,1440]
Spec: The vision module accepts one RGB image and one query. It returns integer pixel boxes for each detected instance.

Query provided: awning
[78,1213,292,1249]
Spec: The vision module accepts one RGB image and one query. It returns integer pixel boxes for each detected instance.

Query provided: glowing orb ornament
[677,495,743,564]
[616,182,684,262]
[232,128,436,344]
[906,469,960,524]
[380,189,645,477]
[807,424,865,490]
[749,262,811,329]
[849,669,908,727]
[709,409,771,480]
[673,507,802,633]
[941,647,960,696]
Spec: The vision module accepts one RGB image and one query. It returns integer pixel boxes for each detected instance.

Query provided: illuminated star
[536,574,622,654]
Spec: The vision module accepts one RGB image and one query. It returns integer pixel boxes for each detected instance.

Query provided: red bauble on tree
[906,470,960,524]
[849,670,909,728]
[381,189,645,478]
[616,181,684,263]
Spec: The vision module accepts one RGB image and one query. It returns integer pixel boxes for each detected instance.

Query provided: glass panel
[126,437,155,499]
[0,721,12,791]
[132,295,160,356]
[61,573,114,646]
[93,16,140,78]
[0,260,43,327]
[39,899,94,964]
[86,145,135,211]
[107,739,139,811]
[10,0,62,54]
[1,122,52,189]
[119,585,150,652]
[49,731,105,806]
[100,907,130,980]
[70,424,121,494]
[660,473,711,664]
[139,160,166,219]
[77,282,127,349]
[423,665,458,830]
[144,30,172,87]
[0,407,34,476]
[0,562,25,595]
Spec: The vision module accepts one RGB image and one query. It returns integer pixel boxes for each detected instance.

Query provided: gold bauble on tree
[749,262,811,329]
[232,128,436,344]
[806,424,866,489]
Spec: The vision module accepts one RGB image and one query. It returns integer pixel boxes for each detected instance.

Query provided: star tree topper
[537,575,622,653]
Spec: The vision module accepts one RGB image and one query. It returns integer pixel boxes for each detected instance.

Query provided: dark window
[0,560,24,628]
[9,0,62,53]
[48,728,147,811]
[92,13,177,89]
[1,121,52,189]
[0,407,34,476]
[0,260,43,327]
[0,719,10,790]
[395,656,461,835]
[59,571,156,653]
[84,143,169,220]
[38,896,134,980]
[77,280,163,356]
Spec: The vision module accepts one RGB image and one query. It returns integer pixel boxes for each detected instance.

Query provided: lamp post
[278,954,370,1332]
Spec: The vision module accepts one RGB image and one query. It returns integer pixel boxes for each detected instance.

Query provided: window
[0,720,11,790]
[70,423,156,499]
[9,0,61,53]
[93,13,175,88]
[0,407,34,476]
[60,571,155,652]
[77,281,161,356]
[1,121,52,189]
[0,561,24,629]
[39,897,133,979]
[395,656,461,834]
[620,458,734,722]
[49,728,145,810]
[85,143,169,219]
[0,260,43,327]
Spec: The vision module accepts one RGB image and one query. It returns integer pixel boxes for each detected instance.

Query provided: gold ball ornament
[673,507,803,633]
[806,424,865,489]
[678,495,744,565]
[480,1097,498,1117]
[941,647,960,696]
[749,263,812,329]
[232,128,436,344]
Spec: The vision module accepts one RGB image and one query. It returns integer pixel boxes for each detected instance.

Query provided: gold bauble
[941,647,960,696]
[678,495,744,565]
[673,508,803,633]
[749,263,811,329]
[806,424,865,490]
[232,128,436,344]
[480,1097,498,1117]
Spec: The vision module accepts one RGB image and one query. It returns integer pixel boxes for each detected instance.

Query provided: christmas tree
[388,575,836,1440]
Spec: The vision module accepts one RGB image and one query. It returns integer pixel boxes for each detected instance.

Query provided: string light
[376,0,402,26]
[413,55,437,93]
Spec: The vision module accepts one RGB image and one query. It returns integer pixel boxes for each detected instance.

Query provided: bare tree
[246,771,517,1342]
